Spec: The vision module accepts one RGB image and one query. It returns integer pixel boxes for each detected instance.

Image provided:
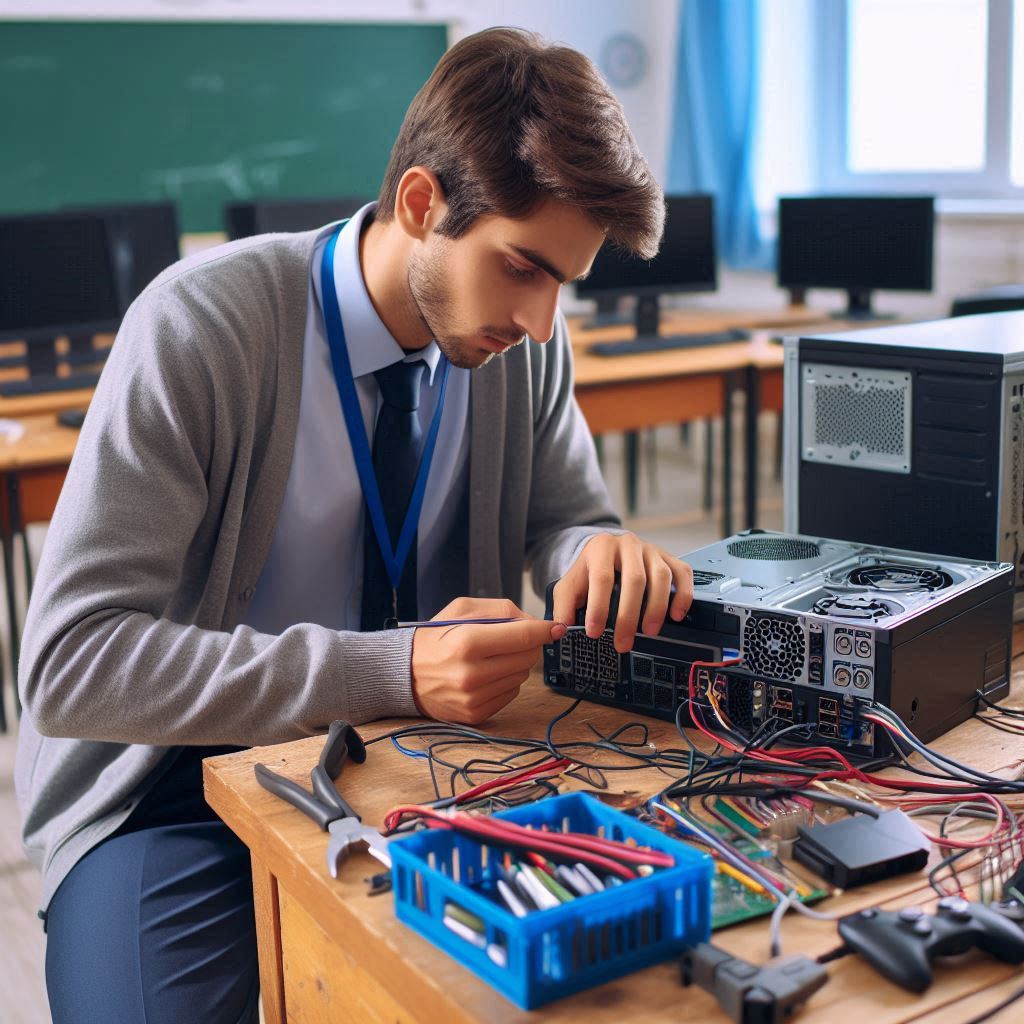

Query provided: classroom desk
[568,308,907,535]
[0,414,80,729]
[204,633,1024,1024]
[568,307,815,534]
[0,333,109,418]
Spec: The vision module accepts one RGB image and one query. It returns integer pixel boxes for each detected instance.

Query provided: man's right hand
[410,597,567,724]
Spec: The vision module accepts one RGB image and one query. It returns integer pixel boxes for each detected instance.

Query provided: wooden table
[204,651,1024,1023]
[0,414,80,728]
[568,307,912,535]
[568,307,819,534]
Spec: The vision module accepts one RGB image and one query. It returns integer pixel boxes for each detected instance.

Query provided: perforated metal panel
[802,364,911,474]
[726,537,821,561]
[742,614,806,681]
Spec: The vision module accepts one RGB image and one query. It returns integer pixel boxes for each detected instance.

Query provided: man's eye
[505,261,536,281]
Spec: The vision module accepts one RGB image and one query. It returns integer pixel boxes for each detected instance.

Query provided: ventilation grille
[742,615,806,681]
[570,632,620,683]
[727,537,821,561]
[726,681,755,733]
[802,364,912,474]
[815,385,905,454]
[692,570,726,586]
[1012,391,1023,529]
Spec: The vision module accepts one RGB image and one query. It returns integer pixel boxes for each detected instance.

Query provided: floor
[0,416,784,1022]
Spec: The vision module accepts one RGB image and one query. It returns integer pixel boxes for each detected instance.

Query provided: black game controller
[991,898,1024,926]
[838,897,1024,993]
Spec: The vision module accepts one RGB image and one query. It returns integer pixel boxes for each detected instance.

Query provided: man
[17,26,693,1022]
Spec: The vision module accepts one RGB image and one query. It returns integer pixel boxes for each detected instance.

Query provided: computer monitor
[777,195,935,320]
[224,196,369,240]
[0,211,120,343]
[0,210,121,391]
[575,194,717,335]
[66,201,181,316]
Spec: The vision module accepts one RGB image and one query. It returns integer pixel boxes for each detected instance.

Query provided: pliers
[254,719,391,876]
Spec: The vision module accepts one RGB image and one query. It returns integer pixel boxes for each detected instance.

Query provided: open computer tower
[782,312,1024,605]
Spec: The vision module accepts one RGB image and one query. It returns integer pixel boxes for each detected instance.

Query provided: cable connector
[680,942,828,1024]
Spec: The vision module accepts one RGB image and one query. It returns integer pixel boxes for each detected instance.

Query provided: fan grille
[813,595,900,621]
[742,615,806,681]
[727,537,821,561]
[847,564,953,592]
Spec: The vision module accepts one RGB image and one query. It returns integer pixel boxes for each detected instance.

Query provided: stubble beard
[407,246,523,370]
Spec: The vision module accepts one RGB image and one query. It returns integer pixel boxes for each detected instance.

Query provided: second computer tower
[783,311,1024,601]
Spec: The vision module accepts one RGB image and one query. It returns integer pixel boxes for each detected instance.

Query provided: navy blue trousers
[44,746,260,1024]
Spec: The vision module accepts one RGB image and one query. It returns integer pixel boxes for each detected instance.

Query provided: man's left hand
[550,533,693,653]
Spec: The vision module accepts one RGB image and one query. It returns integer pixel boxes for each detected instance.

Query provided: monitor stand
[26,334,60,378]
[579,294,634,329]
[635,294,661,336]
[832,288,898,322]
[64,330,106,367]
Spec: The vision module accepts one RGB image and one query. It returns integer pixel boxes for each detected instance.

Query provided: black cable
[872,704,1024,790]
[928,847,972,897]
[975,689,1024,718]
[974,714,1024,737]
[961,982,1024,1024]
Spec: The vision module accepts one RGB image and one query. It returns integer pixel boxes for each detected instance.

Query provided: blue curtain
[668,0,769,269]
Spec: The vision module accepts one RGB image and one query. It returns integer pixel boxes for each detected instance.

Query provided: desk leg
[722,375,735,537]
[7,473,23,715]
[744,365,760,530]
[624,430,639,517]
[703,419,714,511]
[0,474,21,728]
[251,855,287,1024]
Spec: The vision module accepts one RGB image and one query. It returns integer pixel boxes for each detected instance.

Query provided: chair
[950,285,1024,317]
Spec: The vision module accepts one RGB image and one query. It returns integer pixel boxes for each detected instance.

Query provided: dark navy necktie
[360,359,427,631]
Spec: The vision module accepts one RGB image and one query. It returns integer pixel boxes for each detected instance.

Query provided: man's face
[406,200,606,369]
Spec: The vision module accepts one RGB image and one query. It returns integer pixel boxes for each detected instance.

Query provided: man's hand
[551,533,693,653]
[411,597,567,724]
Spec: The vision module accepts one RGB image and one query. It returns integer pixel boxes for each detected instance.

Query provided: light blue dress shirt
[242,203,471,634]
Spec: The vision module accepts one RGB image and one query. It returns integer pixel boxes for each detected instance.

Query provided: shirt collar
[313,202,442,385]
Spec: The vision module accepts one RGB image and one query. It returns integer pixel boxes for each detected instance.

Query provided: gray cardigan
[15,229,620,911]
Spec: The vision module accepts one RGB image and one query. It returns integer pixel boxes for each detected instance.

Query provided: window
[818,0,1021,198]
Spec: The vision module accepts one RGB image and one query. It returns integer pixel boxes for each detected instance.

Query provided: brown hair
[376,27,664,259]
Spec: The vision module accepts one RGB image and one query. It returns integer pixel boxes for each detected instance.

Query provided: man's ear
[393,166,448,241]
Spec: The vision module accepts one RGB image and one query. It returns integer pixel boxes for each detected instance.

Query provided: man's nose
[513,283,560,344]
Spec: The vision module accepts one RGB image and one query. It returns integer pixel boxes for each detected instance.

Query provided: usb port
[632,655,653,679]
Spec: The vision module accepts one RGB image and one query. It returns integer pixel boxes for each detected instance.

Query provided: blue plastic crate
[389,791,713,1009]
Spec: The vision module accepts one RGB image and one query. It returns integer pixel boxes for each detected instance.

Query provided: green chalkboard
[0,21,447,232]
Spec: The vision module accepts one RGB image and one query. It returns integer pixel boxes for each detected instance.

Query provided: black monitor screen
[67,201,180,314]
[225,197,370,240]
[576,194,717,297]
[777,196,935,292]
[0,211,120,337]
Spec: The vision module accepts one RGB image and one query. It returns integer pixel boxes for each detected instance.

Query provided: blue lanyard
[320,224,450,593]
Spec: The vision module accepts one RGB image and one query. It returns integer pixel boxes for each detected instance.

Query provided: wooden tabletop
[565,307,885,389]
[0,414,80,473]
[204,631,1024,1023]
